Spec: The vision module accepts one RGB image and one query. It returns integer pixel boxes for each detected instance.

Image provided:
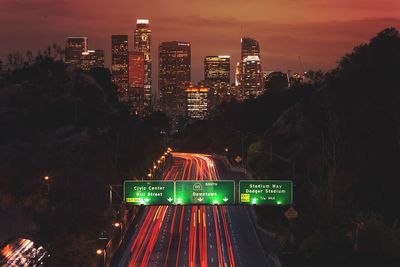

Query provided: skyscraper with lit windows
[186,85,209,120]
[80,49,104,70]
[159,41,191,117]
[204,56,231,103]
[242,55,263,97]
[65,37,88,65]
[111,35,129,100]
[238,37,263,99]
[128,51,145,114]
[134,19,152,111]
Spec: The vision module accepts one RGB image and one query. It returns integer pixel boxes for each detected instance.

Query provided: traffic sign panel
[239,180,293,205]
[124,180,175,205]
[175,180,235,205]
[284,206,298,220]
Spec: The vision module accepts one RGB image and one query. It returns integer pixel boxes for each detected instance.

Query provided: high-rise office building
[128,51,145,114]
[134,19,152,111]
[186,86,209,120]
[159,41,191,117]
[239,37,263,99]
[111,35,129,100]
[80,49,104,71]
[241,37,260,60]
[204,56,231,103]
[65,37,88,65]
[242,55,263,97]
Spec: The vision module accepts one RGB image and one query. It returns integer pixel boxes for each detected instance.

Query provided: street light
[43,175,51,194]
[96,249,106,266]
[113,222,123,235]
[253,150,295,180]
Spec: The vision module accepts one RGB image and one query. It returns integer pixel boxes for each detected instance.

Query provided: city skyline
[1,0,399,85]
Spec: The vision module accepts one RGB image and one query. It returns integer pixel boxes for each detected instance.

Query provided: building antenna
[298,56,306,74]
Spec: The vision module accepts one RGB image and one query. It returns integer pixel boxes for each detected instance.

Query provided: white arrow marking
[223,197,228,202]
[197,197,204,202]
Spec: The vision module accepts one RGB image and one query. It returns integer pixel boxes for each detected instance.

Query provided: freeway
[111,152,268,267]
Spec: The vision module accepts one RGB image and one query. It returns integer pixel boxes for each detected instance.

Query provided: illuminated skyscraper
[239,37,263,99]
[134,19,152,111]
[159,41,191,117]
[111,35,129,100]
[65,37,88,65]
[80,49,104,71]
[186,86,209,120]
[128,51,145,114]
[242,55,263,97]
[204,56,230,103]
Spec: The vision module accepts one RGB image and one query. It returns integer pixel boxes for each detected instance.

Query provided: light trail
[121,153,236,267]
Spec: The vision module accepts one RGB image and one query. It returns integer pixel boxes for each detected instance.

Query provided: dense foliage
[0,51,165,266]
[178,28,400,267]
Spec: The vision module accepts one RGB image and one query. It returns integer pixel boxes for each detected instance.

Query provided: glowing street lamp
[96,249,106,266]
[113,222,123,235]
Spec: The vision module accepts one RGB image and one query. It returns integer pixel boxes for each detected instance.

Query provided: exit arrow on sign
[197,197,204,202]
[223,197,229,202]
[167,197,173,202]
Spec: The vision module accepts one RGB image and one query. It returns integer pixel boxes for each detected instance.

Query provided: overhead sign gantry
[123,180,293,205]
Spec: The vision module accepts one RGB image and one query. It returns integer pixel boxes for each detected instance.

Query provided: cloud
[0,0,75,18]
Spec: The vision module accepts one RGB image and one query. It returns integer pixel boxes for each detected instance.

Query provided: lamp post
[113,221,123,236]
[96,249,106,267]
[43,175,51,194]
[253,150,295,180]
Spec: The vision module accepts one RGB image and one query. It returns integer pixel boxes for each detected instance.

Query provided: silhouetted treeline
[179,28,400,267]
[0,50,166,266]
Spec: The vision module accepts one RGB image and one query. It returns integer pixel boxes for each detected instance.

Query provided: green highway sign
[175,180,235,205]
[239,180,293,205]
[124,180,175,205]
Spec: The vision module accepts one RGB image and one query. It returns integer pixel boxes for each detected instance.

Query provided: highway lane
[111,152,268,267]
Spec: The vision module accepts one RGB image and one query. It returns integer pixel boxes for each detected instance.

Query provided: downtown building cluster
[65,37,105,71]
[64,20,264,120]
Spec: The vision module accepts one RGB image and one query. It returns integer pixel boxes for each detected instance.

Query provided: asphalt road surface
[111,152,268,267]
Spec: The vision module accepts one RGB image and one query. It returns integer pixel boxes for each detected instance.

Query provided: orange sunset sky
[1,0,399,83]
